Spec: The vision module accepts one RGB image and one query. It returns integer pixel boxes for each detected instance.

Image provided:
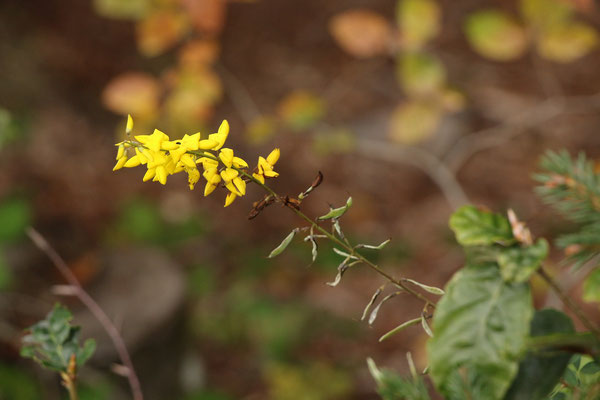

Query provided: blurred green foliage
[109,198,209,246]
[0,196,32,243]
[0,363,42,399]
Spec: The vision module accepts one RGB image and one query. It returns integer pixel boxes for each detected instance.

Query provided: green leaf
[21,303,95,373]
[397,0,440,50]
[427,264,533,399]
[537,22,598,63]
[318,197,353,220]
[449,205,514,246]
[504,309,574,400]
[583,269,600,303]
[77,339,96,366]
[397,51,446,97]
[267,229,298,258]
[464,10,528,61]
[497,239,549,283]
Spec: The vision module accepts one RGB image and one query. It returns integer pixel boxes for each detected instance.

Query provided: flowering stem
[237,170,436,310]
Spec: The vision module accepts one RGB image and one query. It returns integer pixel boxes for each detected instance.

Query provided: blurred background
[1,0,600,398]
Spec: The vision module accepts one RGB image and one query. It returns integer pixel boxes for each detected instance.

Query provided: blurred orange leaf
[277,91,325,131]
[537,21,598,62]
[179,39,220,68]
[164,67,222,126]
[136,9,190,57]
[181,0,226,35]
[102,72,161,117]
[397,51,446,97]
[465,10,529,61]
[397,0,441,50]
[329,9,393,58]
[388,100,442,144]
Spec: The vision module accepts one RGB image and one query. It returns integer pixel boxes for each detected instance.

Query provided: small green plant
[21,303,96,400]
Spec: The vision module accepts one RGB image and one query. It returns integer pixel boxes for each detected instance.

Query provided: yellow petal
[264,170,279,178]
[232,157,248,169]
[225,182,242,196]
[266,148,280,165]
[124,155,142,168]
[233,176,246,196]
[126,115,133,134]
[220,168,238,182]
[198,139,219,150]
[252,173,265,184]
[156,166,167,185]
[143,168,156,182]
[204,181,217,196]
[187,168,200,190]
[224,192,237,207]
[180,154,196,169]
[161,141,179,151]
[116,144,125,161]
[113,156,128,171]
[141,148,154,162]
[219,148,234,167]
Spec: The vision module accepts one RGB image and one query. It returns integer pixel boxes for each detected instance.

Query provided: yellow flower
[253,148,280,184]
[186,167,200,190]
[208,120,229,150]
[135,129,170,153]
[224,192,237,207]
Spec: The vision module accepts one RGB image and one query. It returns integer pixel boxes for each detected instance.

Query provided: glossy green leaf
[267,229,298,258]
[398,51,446,96]
[504,309,574,400]
[583,268,600,303]
[318,197,353,220]
[397,0,440,50]
[449,206,514,246]
[497,239,549,283]
[465,10,528,61]
[427,264,533,399]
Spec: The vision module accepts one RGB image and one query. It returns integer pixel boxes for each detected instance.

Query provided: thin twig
[26,228,144,400]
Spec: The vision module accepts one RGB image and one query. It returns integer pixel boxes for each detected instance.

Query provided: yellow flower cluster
[113,116,280,207]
